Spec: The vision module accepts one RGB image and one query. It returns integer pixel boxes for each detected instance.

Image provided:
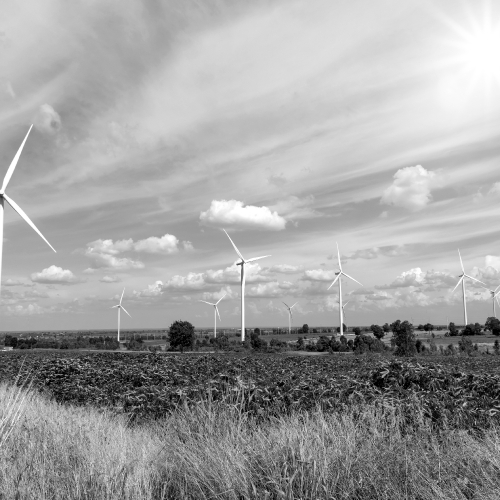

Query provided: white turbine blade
[494,284,500,293]
[282,301,289,309]
[223,229,245,262]
[3,194,56,252]
[199,300,215,305]
[496,295,500,308]
[464,274,486,286]
[215,293,227,305]
[458,249,465,273]
[121,306,132,318]
[215,305,221,321]
[246,255,271,263]
[336,242,342,271]
[119,288,125,305]
[494,289,500,298]
[342,272,363,287]
[111,305,119,309]
[290,302,298,309]
[452,276,464,293]
[1,125,33,194]
[327,274,340,290]
[344,300,350,307]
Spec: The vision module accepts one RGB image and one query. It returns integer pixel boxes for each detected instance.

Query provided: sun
[460,26,500,81]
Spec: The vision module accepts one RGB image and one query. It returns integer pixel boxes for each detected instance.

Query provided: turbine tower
[199,293,226,338]
[452,249,485,327]
[327,243,362,336]
[0,125,56,294]
[223,229,270,342]
[282,301,298,335]
[483,284,500,318]
[111,288,131,342]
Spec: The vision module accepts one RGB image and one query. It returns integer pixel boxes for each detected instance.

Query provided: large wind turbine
[0,125,56,294]
[111,288,131,342]
[223,229,270,342]
[199,293,226,338]
[483,284,500,318]
[327,243,362,336]
[282,301,297,335]
[452,249,485,327]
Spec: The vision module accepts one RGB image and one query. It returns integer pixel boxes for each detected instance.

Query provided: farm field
[1,351,500,498]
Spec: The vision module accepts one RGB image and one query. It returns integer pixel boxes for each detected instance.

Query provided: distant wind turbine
[282,301,298,335]
[327,243,363,336]
[199,293,226,338]
[482,284,500,318]
[339,300,350,319]
[452,249,485,327]
[223,229,270,342]
[111,288,131,342]
[0,125,56,294]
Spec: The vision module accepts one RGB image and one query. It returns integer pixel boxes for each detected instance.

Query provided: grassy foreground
[1,383,500,499]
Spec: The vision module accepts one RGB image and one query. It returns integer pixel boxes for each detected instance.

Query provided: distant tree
[382,323,390,334]
[214,334,230,350]
[458,335,473,353]
[336,323,347,334]
[424,323,434,332]
[316,336,330,352]
[370,324,384,340]
[168,320,195,353]
[448,322,458,336]
[312,328,318,334]
[353,335,386,354]
[485,317,500,336]
[250,330,265,350]
[391,320,416,357]
[462,323,482,336]
[4,335,17,348]
[353,327,361,336]
[494,339,500,355]
[302,324,309,334]
[417,324,425,331]
[254,327,261,335]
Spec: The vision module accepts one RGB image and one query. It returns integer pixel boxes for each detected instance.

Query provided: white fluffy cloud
[30,266,81,284]
[99,275,121,283]
[200,200,286,231]
[302,269,337,282]
[381,165,437,211]
[247,281,294,298]
[345,245,408,260]
[34,104,62,135]
[376,268,456,290]
[268,195,321,221]
[268,264,303,274]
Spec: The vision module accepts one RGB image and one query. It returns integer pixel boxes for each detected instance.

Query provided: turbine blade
[452,276,464,293]
[246,255,271,263]
[327,274,340,290]
[342,272,363,287]
[494,284,500,293]
[344,300,350,307]
[1,125,33,194]
[282,301,289,308]
[215,293,227,305]
[3,194,56,252]
[120,288,125,305]
[223,229,245,262]
[458,249,465,272]
[494,289,500,298]
[215,305,221,321]
[290,302,298,309]
[464,274,486,286]
[121,306,131,318]
[111,305,119,309]
[336,242,342,271]
[199,300,215,305]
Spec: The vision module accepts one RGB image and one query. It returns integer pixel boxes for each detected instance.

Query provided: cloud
[33,104,62,135]
[268,264,303,274]
[5,303,47,316]
[345,245,408,260]
[247,281,294,298]
[99,275,121,283]
[83,233,190,271]
[381,165,437,211]
[134,281,164,298]
[162,273,206,291]
[302,269,337,282]
[376,267,457,290]
[30,266,81,285]
[268,174,287,187]
[200,199,286,231]
[2,278,26,286]
[269,195,322,221]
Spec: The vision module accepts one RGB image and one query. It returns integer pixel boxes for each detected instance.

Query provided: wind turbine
[0,125,56,294]
[340,300,350,319]
[327,243,362,336]
[282,301,298,335]
[452,249,485,327]
[199,293,226,338]
[223,229,270,342]
[111,288,131,342]
[482,284,500,318]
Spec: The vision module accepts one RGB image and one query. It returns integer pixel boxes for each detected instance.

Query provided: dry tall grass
[1,383,500,499]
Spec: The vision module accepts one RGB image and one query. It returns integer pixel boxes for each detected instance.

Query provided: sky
[1,0,500,331]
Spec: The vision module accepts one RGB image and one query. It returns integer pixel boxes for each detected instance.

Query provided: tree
[336,323,347,334]
[168,320,195,353]
[458,335,473,353]
[485,317,500,335]
[370,324,384,340]
[417,324,425,331]
[462,323,481,336]
[254,327,261,335]
[353,327,361,336]
[424,323,434,333]
[494,339,500,355]
[391,320,416,357]
[448,322,458,336]
[302,324,309,334]
[382,323,390,334]
[296,337,305,350]
[250,330,266,350]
